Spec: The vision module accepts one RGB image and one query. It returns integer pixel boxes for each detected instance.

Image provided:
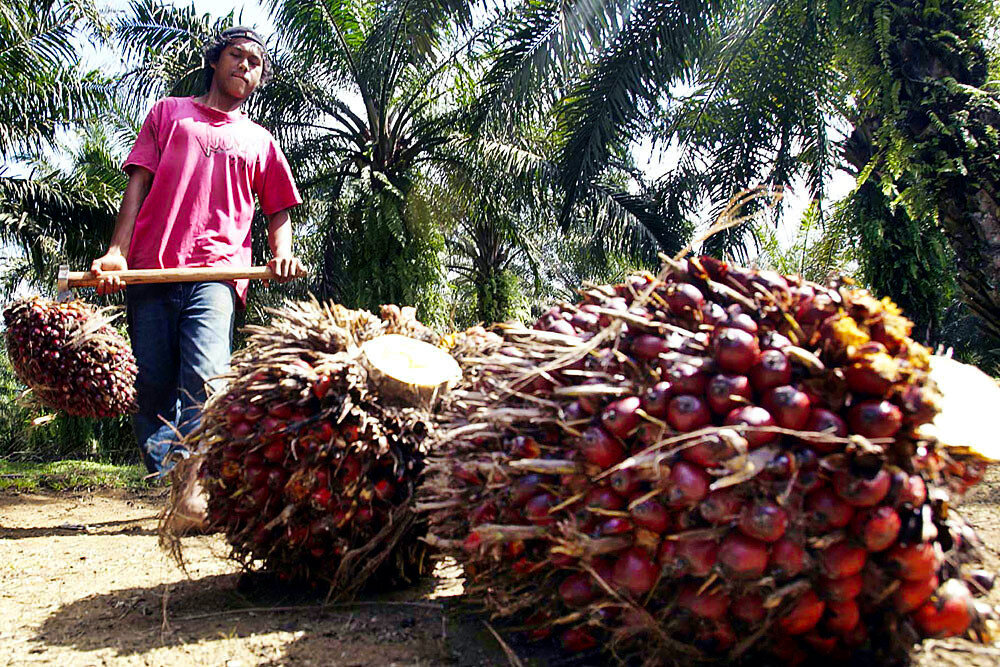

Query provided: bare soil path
[2,473,1000,666]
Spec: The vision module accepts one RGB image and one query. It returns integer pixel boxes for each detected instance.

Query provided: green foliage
[0,0,109,158]
[0,460,149,492]
[839,0,1000,341]
[753,198,859,284]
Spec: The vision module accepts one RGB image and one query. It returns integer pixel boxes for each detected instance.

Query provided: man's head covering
[220,26,266,52]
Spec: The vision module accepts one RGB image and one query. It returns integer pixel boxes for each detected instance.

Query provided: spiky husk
[2,297,137,418]
[421,257,998,664]
[166,299,456,599]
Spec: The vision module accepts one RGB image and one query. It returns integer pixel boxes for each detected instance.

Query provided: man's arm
[91,167,154,296]
[266,208,305,282]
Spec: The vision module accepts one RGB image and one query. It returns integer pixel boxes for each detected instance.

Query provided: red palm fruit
[725,310,759,335]
[225,402,247,424]
[713,327,761,374]
[236,401,262,422]
[760,330,793,350]
[656,539,679,574]
[585,487,625,511]
[718,533,769,579]
[338,455,362,485]
[469,501,498,525]
[696,620,737,654]
[633,421,662,446]
[738,501,789,542]
[579,426,625,468]
[912,579,974,638]
[219,459,241,481]
[801,631,838,654]
[262,440,286,463]
[666,394,711,432]
[340,422,360,442]
[749,350,792,393]
[677,538,719,577]
[510,435,541,459]
[802,409,848,454]
[242,461,266,487]
[601,517,633,535]
[683,435,738,467]
[777,590,825,635]
[833,468,891,507]
[631,334,673,361]
[844,361,893,396]
[559,573,597,607]
[525,493,557,526]
[706,373,753,415]
[847,400,903,438]
[762,385,812,430]
[666,461,710,507]
[310,487,333,511]
[268,402,293,419]
[888,542,938,581]
[762,452,795,479]
[730,593,766,624]
[510,474,543,506]
[665,282,705,316]
[504,540,526,560]
[700,488,742,524]
[824,599,860,635]
[609,468,639,496]
[560,626,598,652]
[524,612,552,641]
[601,396,642,437]
[678,583,730,619]
[452,463,482,487]
[894,574,939,613]
[630,499,671,533]
[895,473,927,507]
[266,468,288,491]
[820,541,867,578]
[821,574,863,602]
[852,505,901,552]
[641,381,673,417]
[311,374,332,399]
[724,406,778,448]
[612,547,659,597]
[806,487,855,532]
[769,538,807,578]
[663,362,709,395]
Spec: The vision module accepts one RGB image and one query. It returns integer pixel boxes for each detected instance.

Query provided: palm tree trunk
[854,0,1000,339]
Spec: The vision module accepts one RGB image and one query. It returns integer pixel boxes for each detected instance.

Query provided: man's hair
[201,26,272,94]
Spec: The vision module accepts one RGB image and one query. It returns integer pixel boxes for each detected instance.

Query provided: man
[90,27,304,474]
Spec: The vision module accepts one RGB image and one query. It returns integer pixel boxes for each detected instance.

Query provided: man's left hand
[267,255,307,283]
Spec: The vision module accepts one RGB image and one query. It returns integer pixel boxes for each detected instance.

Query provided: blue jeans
[126,282,236,474]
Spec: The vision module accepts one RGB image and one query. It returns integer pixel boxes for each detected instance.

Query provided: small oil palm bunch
[165,299,461,599]
[3,297,137,418]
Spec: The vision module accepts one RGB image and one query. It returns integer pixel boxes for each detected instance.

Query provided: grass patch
[0,460,152,492]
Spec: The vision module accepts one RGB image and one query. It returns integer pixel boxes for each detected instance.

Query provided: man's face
[211,38,264,100]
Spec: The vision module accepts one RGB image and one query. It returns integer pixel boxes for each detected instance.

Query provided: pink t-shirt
[123,97,302,303]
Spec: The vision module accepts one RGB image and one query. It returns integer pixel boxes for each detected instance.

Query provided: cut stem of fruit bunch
[160,300,481,600]
[420,256,999,664]
[2,297,137,418]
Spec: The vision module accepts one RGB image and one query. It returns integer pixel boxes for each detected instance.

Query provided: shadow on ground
[0,515,159,539]
[32,571,527,665]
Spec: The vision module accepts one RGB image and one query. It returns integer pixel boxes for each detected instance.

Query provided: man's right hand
[90,251,128,296]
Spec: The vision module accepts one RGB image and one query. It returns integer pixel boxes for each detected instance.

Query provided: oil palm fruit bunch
[421,256,999,664]
[2,296,137,418]
[168,299,461,599]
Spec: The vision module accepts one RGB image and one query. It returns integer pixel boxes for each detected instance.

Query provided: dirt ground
[2,474,1000,667]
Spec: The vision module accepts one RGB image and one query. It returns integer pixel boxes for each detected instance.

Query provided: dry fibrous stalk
[421,257,999,664]
[2,296,137,418]
[163,298,475,600]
